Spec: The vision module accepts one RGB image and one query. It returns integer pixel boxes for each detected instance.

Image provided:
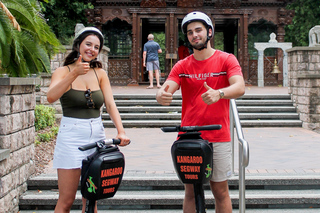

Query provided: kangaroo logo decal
[86,176,98,193]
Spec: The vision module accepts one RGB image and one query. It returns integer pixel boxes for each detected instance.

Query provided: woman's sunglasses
[84,89,95,108]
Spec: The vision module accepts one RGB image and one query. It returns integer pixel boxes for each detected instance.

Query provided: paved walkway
[44,86,320,175]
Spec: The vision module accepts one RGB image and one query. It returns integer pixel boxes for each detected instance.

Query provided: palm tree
[0,0,63,77]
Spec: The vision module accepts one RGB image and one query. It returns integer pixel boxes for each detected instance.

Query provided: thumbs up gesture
[74,55,90,76]
[201,82,220,105]
[156,84,173,106]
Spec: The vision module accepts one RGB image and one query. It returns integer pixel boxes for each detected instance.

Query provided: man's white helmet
[181,11,213,35]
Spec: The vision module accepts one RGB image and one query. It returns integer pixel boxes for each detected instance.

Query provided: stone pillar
[257,50,264,87]
[287,47,320,133]
[0,77,39,213]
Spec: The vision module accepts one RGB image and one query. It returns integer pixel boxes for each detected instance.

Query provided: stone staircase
[102,94,302,128]
[19,173,320,212]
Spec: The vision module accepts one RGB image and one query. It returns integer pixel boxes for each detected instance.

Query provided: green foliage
[37,132,52,142]
[40,0,93,44]
[34,105,58,144]
[214,32,224,51]
[0,0,64,77]
[50,125,59,136]
[34,105,56,131]
[248,20,277,59]
[285,0,320,46]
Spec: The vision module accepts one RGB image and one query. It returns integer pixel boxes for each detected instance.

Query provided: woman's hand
[73,55,90,76]
[116,132,131,147]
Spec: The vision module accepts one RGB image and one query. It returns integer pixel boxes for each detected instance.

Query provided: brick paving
[44,86,320,175]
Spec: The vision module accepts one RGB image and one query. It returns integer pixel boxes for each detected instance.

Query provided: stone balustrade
[287,46,320,133]
[0,77,39,213]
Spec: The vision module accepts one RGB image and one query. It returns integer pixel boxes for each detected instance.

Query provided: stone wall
[0,77,39,213]
[287,47,320,133]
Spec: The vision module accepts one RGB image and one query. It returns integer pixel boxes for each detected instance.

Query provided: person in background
[178,40,190,60]
[47,25,130,213]
[156,11,245,213]
[143,34,162,89]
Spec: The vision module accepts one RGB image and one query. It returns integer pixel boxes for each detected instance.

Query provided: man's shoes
[146,86,153,89]
[157,85,161,88]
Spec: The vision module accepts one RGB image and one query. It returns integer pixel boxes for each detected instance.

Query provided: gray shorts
[146,60,160,71]
[211,142,232,182]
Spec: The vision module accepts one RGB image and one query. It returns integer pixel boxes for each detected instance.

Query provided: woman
[47,26,130,213]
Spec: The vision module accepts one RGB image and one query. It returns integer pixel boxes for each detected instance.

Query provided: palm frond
[0,9,13,69]
[1,0,63,76]
[20,32,51,74]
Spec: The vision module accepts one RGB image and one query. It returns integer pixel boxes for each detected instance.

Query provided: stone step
[113,94,291,100]
[18,209,320,213]
[102,119,302,128]
[26,173,320,191]
[102,112,299,120]
[113,99,294,106]
[18,188,320,210]
[113,106,297,113]
[21,174,320,211]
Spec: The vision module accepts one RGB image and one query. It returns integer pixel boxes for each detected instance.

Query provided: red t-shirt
[167,50,243,142]
[178,45,190,60]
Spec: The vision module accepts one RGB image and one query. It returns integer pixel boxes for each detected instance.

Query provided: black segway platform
[162,125,221,213]
[79,139,125,213]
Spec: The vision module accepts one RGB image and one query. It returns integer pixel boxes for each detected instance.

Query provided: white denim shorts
[53,116,106,169]
[211,142,232,182]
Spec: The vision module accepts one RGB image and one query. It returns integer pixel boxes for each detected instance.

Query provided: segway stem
[194,183,206,213]
[85,199,95,213]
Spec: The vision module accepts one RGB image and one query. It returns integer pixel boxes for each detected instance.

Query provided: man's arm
[221,75,245,99]
[143,51,147,67]
[156,80,179,106]
[201,75,245,105]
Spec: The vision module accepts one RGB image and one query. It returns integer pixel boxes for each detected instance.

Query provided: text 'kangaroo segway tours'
[162,124,222,213]
[79,138,125,213]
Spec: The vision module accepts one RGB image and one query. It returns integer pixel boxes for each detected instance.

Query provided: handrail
[230,99,249,213]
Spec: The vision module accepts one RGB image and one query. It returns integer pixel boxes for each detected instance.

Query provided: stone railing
[287,46,320,133]
[0,77,39,213]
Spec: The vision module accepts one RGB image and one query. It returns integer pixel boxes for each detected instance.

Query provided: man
[156,11,245,213]
[143,34,162,89]
[178,40,190,60]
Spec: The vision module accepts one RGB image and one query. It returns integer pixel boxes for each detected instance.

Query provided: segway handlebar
[78,138,121,151]
[161,124,222,133]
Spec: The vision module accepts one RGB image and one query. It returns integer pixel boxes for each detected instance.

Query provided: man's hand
[156,85,173,106]
[201,82,220,105]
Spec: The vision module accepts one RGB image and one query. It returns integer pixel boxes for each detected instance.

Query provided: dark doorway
[141,18,166,84]
[214,19,239,55]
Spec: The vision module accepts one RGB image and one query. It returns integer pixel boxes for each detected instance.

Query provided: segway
[78,138,125,213]
[161,125,222,213]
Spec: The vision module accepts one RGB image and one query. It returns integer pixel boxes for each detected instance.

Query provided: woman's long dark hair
[64,31,103,68]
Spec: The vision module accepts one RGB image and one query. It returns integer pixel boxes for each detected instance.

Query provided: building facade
[85,0,294,86]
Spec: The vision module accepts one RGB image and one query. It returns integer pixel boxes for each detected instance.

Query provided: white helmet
[181,11,213,35]
[74,24,103,40]
[74,24,104,51]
